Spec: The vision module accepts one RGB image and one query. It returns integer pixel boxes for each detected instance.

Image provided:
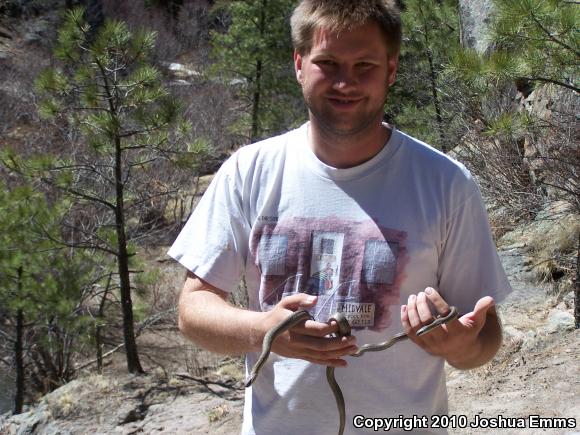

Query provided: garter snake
[245,306,458,435]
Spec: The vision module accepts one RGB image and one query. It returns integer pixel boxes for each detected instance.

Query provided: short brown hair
[291,0,402,55]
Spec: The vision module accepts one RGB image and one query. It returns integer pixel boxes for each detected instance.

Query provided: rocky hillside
[1,216,578,435]
[1,1,577,434]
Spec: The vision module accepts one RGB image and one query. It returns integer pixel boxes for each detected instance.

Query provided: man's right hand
[178,273,356,366]
[264,293,358,367]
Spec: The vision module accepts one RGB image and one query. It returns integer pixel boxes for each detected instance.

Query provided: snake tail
[326,366,346,435]
[416,306,459,337]
[245,309,312,388]
[245,373,258,388]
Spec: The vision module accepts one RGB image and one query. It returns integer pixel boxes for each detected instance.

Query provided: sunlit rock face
[458,0,495,55]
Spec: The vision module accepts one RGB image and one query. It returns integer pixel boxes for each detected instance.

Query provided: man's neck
[307,119,391,169]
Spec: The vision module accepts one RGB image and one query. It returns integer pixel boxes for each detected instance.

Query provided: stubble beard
[304,92,388,140]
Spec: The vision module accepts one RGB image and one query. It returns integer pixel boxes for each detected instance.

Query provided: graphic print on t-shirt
[250,216,408,331]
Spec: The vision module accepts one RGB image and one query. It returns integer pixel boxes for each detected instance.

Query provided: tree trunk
[575,232,579,329]
[426,47,446,153]
[96,273,112,373]
[418,4,446,153]
[250,0,267,143]
[95,324,103,374]
[13,308,24,414]
[251,58,263,143]
[13,267,24,415]
[114,135,144,374]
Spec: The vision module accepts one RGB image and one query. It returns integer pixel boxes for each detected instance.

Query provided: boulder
[458,0,495,54]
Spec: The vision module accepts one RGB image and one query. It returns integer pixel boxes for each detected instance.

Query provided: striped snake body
[245,306,458,435]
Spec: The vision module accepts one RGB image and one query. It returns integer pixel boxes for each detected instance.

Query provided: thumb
[460,296,495,329]
[278,293,317,310]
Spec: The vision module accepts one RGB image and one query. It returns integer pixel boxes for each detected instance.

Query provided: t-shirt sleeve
[437,179,512,315]
[167,153,250,292]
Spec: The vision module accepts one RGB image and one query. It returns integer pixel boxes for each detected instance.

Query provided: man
[169,1,511,434]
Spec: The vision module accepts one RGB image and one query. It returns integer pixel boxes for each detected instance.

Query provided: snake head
[328,312,352,337]
[244,374,257,388]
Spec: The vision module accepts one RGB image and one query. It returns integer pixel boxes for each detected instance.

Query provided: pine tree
[488,0,578,330]
[391,0,460,152]
[3,7,203,373]
[491,0,578,93]
[0,183,96,412]
[445,0,579,327]
[209,0,304,142]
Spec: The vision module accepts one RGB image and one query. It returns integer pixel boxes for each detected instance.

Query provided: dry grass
[208,403,230,423]
[46,391,76,419]
[525,213,579,286]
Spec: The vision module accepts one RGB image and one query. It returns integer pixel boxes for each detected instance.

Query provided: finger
[416,291,435,324]
[424,287,451,317]
[305,357,349,368]
[457,296,495,331]
[298,344,359,362]
[473,296,495,318]
[278,293,317,310]
[401,304,412,334]
[406,294,421,330]
[285,337,357,362]
[294,333,357,352]
[292,318,340,337]
[423,287,462,335]
[413,291,447,343]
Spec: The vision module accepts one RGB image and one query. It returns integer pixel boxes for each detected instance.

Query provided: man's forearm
[178,284,265,355]
[447,308,503,370]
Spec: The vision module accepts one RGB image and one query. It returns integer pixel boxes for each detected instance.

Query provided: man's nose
[333,65,357,90]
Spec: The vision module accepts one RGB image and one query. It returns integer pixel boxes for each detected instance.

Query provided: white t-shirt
[168,123,512,435]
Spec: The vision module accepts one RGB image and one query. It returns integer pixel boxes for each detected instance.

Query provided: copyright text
[352,414,578,431]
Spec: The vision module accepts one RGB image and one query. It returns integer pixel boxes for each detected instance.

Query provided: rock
[562,290,575,308]
[458,0,495,54]
[502,325,525,341]
[545,309,575,334]
[160,61,202,80]
[0,408,70,435]
[520,330,539,352]
[118,405,148,425]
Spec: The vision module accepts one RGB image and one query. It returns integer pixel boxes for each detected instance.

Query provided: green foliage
[448,0,578,93]
[0,182,98,390]
[22,7,206,374]
[390,0,460,151]
[442,0,579,223]
[0,185,48,291]
[485,111,534,141]
[491,0,578,90]
[35,7,190,155]
[173,137,213,169]
[209,0,304,141]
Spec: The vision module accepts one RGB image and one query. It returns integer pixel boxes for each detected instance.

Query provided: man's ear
[386,51,399,87]
[294,49,303,84]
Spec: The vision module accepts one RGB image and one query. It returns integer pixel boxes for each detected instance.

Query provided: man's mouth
[327,96,364,108]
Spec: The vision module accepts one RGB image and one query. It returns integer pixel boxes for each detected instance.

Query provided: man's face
[294,21,398,138]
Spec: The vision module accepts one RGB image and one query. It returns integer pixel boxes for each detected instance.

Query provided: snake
[245,306,459,435]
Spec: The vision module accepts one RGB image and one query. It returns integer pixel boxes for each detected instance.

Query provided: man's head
[291,0,402,56]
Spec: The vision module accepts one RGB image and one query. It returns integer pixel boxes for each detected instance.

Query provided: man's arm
[178,272,358,367]
[401,288,502,369]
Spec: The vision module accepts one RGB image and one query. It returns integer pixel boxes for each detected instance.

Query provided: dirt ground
[1,245,578,435]
[446,246,579,435]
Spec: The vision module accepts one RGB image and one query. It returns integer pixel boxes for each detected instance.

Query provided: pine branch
[74,343,124,371]
[45,177,116,210]
[529,9,580,58]
[0,328,16,344]
[525,77,580,93]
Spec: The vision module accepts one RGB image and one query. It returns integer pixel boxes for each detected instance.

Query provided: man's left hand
[401,287,501,369]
